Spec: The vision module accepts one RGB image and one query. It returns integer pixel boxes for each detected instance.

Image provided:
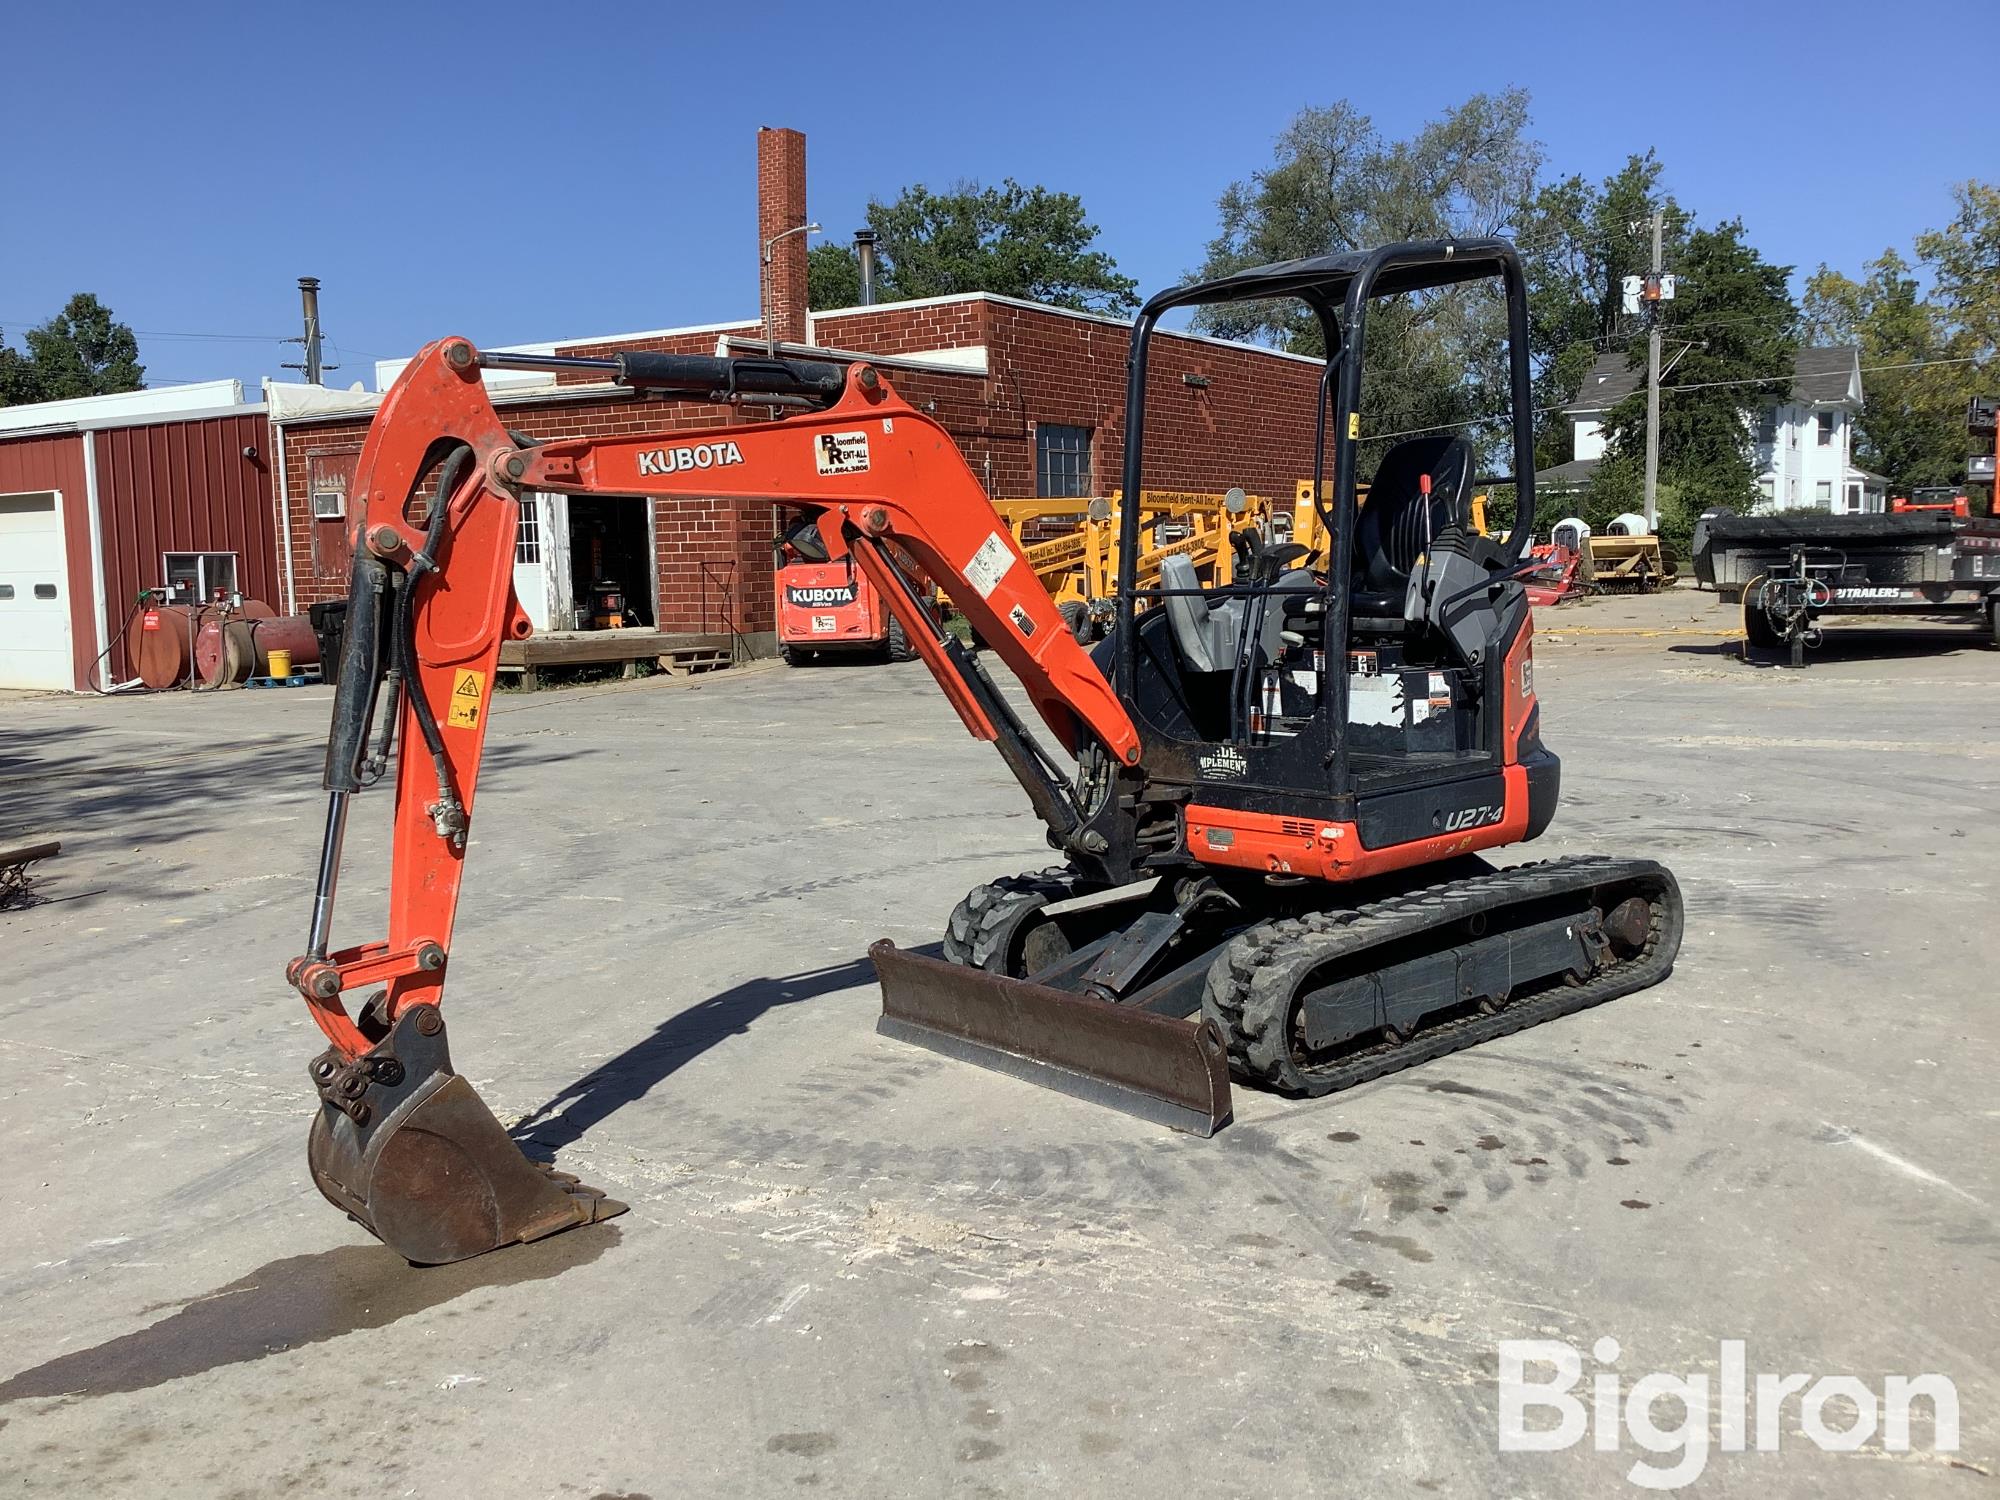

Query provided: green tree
[1517,153,1683,467]
[1915,180,2000,511]
[807,180,1137,315]
[1189,92,1542,475]
[807,241,862,312]
[1917,181,2000,368]
[0,335,38,405]
[1591,220,1798,546]
[0,294,145,405]
[1804,250,1964,492]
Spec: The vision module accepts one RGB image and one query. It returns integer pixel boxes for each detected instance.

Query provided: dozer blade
[306,1004,625,1266]
[871,939,1232,1136]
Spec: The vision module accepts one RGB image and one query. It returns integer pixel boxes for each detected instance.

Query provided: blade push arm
[290,338,1141,1060]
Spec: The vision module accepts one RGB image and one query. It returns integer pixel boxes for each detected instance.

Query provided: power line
[0,318,290,343]
[1355,352,1990,446]
[1658,354,1986,396]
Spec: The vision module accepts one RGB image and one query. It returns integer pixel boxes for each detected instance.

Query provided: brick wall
[274,296,1327,638]
[277,391,786,638]
[813,300,988,359]
[980,302,1325,503]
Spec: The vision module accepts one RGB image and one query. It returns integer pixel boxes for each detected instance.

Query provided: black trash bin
[308,600,349,687]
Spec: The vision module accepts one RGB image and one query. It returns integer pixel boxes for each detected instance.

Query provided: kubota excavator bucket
[871,940,1233,1135]
[306,1003,625,1265]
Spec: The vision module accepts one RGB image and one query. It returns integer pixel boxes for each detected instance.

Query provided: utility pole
[1642,212,1664,534]
[281,276,338,385]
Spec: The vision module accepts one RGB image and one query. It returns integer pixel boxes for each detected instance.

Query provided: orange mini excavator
[289,241,1683,1263]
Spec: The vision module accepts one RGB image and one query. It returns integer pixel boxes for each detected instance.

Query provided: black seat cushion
[1351,435,1474,613]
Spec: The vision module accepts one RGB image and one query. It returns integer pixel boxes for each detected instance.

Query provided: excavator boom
[288,339,1165,1262]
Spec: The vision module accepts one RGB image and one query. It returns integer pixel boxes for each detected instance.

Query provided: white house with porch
[1538,346,1889,514]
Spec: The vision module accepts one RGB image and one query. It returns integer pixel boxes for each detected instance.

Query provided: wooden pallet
[659,644,732,675]
[498,630,737,688]
[246,671,321,689]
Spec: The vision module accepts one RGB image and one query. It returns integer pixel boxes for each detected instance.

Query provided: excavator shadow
[507,953,915,1156]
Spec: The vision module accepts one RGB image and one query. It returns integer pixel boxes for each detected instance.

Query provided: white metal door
[542,493,573,629]
[510,494,577,631]
[512,493,551,631]
[0,492,74,690]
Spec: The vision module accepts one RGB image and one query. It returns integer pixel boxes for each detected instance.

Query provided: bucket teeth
[306,1006,626,1265]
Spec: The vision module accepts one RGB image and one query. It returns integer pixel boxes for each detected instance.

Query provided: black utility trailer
[1691,509,2000,665]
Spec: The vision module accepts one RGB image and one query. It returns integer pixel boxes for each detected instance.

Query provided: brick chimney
[757,127,810,350]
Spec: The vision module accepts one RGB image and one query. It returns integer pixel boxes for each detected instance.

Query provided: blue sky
[0,0,1983,391]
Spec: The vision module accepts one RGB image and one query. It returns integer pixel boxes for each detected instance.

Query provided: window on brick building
[163,551,238,601]
[1035,423,1093,498]
[515,495,541,564]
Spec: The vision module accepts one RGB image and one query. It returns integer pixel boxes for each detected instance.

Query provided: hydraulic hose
[396,444,474,845]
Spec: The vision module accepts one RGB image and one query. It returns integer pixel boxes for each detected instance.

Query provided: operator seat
[1351,435,1474,621]
[1160,552,1317,675]
[1160,553,1244,673]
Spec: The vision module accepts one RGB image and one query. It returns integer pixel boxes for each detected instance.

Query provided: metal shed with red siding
[0,382,274,690]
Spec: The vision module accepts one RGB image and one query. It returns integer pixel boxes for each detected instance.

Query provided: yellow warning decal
[446,668,485,728]
[1347,412,1360,440]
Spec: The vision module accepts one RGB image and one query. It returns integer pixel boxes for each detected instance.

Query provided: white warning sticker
[815,431,870,475]
[965,531,1017,599]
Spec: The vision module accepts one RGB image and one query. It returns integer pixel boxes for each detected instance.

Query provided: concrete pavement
[1,591,1995,1496]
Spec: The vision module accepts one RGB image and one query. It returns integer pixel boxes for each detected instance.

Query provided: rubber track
[1202,855,1681,1097]
[942,867,1083,972]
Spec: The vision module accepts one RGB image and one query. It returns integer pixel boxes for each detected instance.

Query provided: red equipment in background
[1891,488,1970,517]
[773,511,924,664]
[1522,537,1583,608]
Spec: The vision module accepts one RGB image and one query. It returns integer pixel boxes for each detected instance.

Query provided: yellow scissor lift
[960,479,1506,643]
[993,488,1330,640]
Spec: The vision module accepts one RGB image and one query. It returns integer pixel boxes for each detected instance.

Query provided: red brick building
[267,127,1328,652]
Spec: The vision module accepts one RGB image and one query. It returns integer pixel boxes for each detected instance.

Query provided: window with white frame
[1756,408,1777,446]
[515,495,541,564]
[311,486,345,519]
[1818,412,1836,447]
[1845,483,1861,513]
[163,552,238,601]
[1816,480,1833,507]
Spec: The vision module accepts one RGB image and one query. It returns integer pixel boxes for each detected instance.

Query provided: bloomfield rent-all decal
[815,431,870,476]
[635,441,744,478]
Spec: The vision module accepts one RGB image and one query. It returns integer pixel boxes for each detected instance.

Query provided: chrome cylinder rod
[306,790,350,961]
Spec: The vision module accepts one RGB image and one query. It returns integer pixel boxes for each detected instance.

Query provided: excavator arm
[286,338,1145,1263]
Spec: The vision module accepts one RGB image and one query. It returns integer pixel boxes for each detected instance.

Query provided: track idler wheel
[306,1004,626,1265]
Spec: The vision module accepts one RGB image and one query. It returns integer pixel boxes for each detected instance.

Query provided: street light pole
[762,221,821,356]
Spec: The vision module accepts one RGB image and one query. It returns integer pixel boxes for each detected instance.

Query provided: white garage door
[0,492,75,690]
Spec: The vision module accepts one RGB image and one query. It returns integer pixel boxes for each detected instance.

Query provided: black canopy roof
[1146,239,1518,317]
